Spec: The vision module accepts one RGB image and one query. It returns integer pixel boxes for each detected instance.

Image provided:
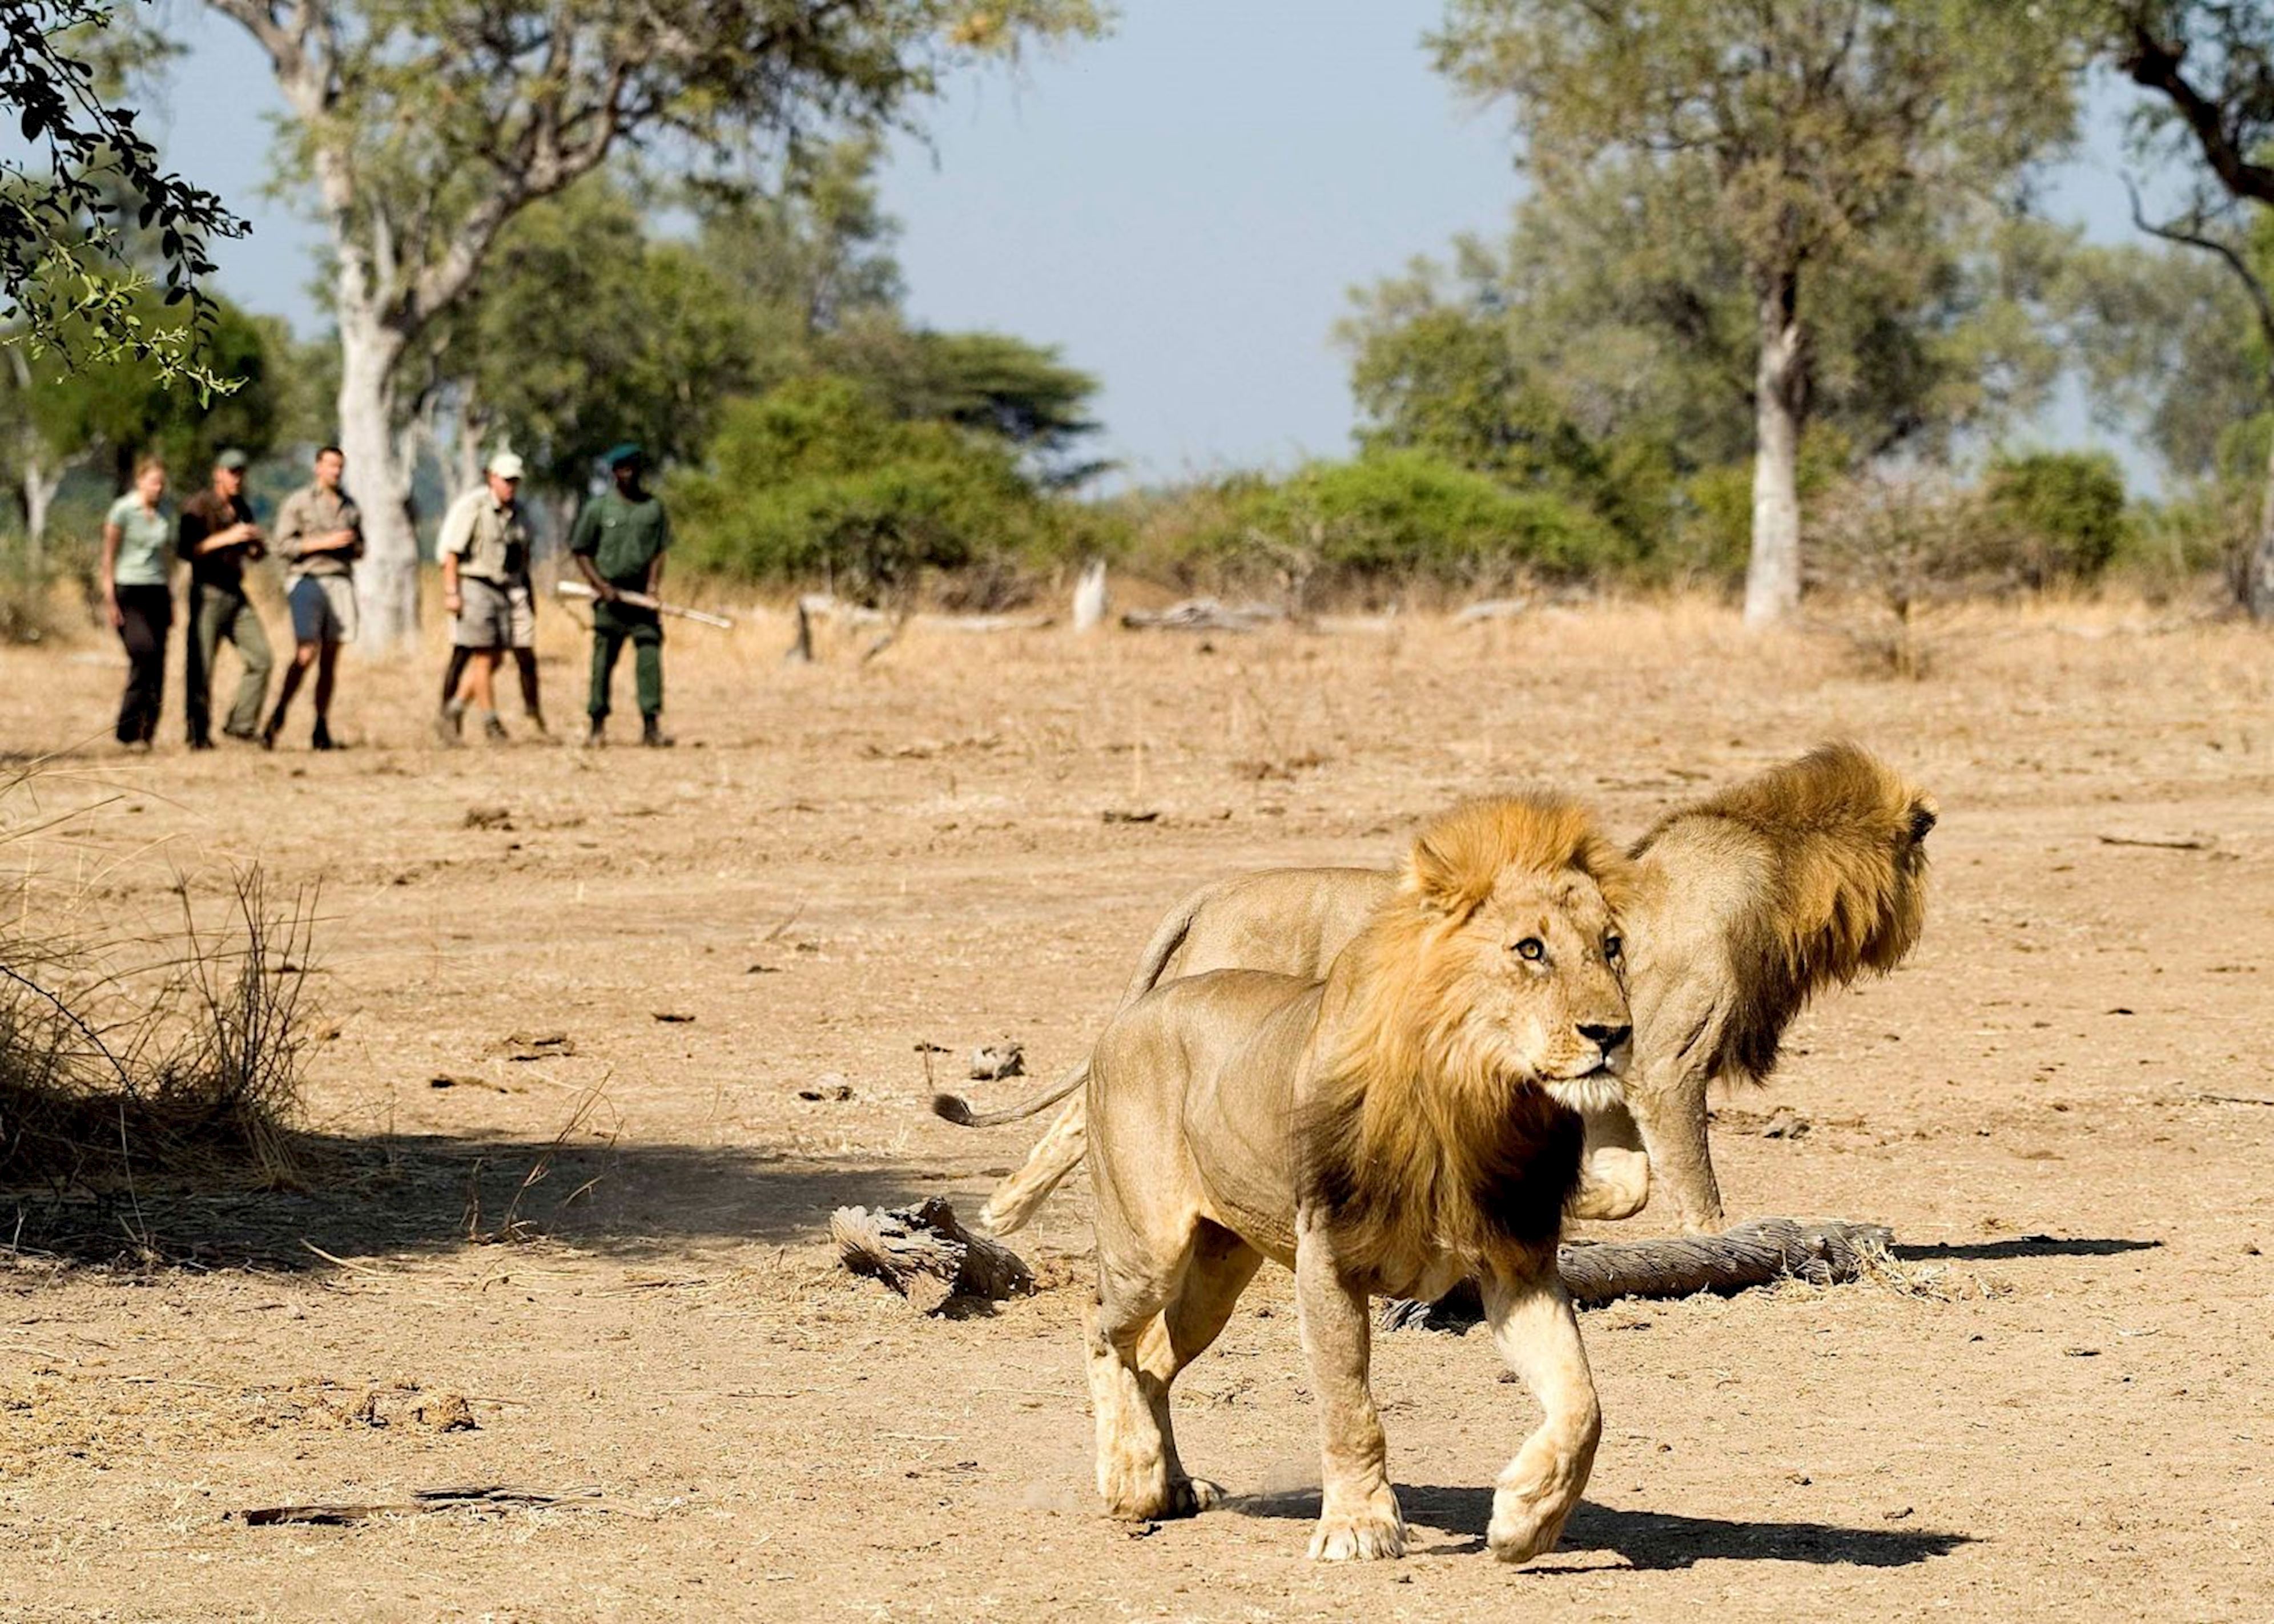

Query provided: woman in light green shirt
[100,458,174,748]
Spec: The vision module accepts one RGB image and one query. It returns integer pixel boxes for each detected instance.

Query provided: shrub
[666,376,1092,601]
[1983,450,2128,584]
[1230,452,1629,584]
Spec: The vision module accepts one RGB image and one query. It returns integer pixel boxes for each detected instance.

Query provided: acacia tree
[1431,1,2077,624]
[203,1,1103,646]
[2106,2,2274,615]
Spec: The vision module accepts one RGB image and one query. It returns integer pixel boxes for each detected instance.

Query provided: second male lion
[1084,795,1631,1562]
[943,742,1934,1235]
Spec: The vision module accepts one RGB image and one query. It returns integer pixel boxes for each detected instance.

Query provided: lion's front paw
[1307,1489,1406,1561]
[1486,1485,1575,1564]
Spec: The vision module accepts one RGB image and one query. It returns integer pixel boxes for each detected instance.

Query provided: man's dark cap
[214,448,251,472]
[603,443,645,469]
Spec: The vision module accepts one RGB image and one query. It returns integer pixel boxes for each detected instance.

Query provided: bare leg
[312,640,339,721]
[1130,1223,1263,1514]
[1294,1214,1404,1560]
[1567,1103,1651,1222]
[267,642,315,730]
[454,649,501,713]
[1627,1060,1724,1234]
[1480,1258,1601,1564]
[513,647,544,723]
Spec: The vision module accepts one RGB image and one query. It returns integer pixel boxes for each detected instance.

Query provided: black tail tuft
[931,1092,977,1125]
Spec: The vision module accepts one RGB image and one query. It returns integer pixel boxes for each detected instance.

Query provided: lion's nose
[1579,1023,1631,1054]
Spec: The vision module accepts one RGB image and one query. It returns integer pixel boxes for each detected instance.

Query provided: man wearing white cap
[436,452,534,744]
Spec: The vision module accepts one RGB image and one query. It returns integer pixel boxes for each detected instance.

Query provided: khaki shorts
[453,577,513,648]
[505,583,536,650]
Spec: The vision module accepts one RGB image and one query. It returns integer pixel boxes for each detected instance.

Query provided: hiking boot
[525,710,550,738]
[482,712,509,743]
[187,734,214,752]
[641,716,675,748]
[222,723,262,745]
[311,720,336,752]
[582,718,605,749]
[434,700,465,747]
[260,711,284,751]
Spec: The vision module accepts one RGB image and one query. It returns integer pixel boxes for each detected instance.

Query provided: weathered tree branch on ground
[1381,1218,1897,1329]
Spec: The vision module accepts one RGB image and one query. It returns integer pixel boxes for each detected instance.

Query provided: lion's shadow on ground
[2,1131,973,1269]
[1229,1487,1970,1569]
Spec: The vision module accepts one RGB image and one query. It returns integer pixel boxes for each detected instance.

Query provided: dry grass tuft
[1,772,315,1201]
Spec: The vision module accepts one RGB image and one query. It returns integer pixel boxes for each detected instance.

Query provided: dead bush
[1,790,314,1194]
[1809,472,2023,677]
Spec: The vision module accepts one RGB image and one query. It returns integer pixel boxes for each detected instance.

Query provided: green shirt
[104,493,171,587]
[570,488,670,587]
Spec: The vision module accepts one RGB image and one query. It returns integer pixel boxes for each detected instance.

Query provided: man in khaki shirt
[436,452,533,744]
[263,444,363,749]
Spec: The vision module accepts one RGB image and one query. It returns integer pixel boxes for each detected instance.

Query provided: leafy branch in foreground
[0,1,248,388]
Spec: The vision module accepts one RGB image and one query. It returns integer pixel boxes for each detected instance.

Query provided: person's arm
[645,506,669,596]
[436,493,472,614]
[568,500,618,601]
[274,492,307,563]
[99,515,124,628]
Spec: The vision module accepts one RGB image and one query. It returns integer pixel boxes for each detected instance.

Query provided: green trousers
[588,598,663,720]
[184,584,273,743]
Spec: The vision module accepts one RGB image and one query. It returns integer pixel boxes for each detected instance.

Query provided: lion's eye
[1604,935,1623,961]
[1514,937,1545,962]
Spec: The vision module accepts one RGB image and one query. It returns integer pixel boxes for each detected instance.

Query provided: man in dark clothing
[570,444,674,748]
[178,448,273,748]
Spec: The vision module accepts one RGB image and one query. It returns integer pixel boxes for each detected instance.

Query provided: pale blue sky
[155,2,2160,485]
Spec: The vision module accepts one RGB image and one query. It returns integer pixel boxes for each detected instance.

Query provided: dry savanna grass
[0,586,2268,1621]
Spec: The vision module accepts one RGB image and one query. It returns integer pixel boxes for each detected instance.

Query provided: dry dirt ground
[2,596,2269,1622]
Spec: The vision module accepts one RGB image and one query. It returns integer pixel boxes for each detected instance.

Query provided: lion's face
[1432,867,1631,1096]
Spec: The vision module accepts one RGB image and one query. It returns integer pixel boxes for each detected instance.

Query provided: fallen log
[832,1197,1036,1314]
[1380,1218,1895,1330]
[1120,597,1284,632]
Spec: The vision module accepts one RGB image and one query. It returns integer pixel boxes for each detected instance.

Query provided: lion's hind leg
[1133,1221,1264,1514]
[1086,1237,1190,1521]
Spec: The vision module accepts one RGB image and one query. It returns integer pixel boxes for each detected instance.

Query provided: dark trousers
[588,599,663,719]
[184,583,273,743]
[114,583,172,744]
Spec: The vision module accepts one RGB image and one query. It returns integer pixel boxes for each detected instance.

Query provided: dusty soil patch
[2,599,2268,1621]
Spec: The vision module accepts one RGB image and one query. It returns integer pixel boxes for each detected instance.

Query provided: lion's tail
[977,1093,1089,1234]
[928,878,1217,1128]
[941,880,1226,1234]
[929,1061,1085,1129]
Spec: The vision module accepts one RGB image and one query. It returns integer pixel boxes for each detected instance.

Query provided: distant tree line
[10,1,2274,622]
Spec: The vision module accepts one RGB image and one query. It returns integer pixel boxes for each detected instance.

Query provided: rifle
[553,579,734,629]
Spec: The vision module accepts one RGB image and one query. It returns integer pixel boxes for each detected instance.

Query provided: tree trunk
[2251,405,2274,622]
[1744,275,1806,628]
[19,460,63,570]
[336,307,421,647]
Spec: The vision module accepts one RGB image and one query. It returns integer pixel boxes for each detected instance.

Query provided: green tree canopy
[667,373,1089,597]
[1430,0,2079,622]
[1342,160,2066,559]
[2,2,244,382]
[205,0,1108,643]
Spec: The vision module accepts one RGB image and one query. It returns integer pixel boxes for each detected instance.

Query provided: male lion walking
[1083,795,1635,1562]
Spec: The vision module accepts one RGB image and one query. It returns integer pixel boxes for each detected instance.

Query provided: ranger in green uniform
[570,444,674,748]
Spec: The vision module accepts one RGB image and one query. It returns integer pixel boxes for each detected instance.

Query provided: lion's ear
[1404,828,1490,917]
[1907,795,1938,845]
